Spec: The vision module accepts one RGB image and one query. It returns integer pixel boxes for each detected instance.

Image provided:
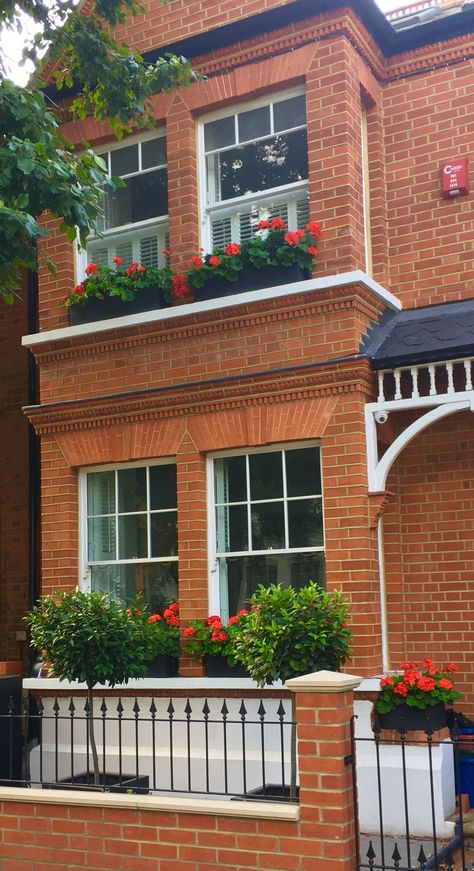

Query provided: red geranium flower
[446,663,459,672]
[168,602,179,613]
[224,243,241,256]
[206,615,221,626]
[166,615,180,627]
[439,678,453,690]
[162,248,170,257]
[306,220,322,238]
[73,283,85,296]
[284,231,301,246]
[380,676,394,687]
[269,218,286,230]
[209,255,221,267]
[84,262,98,275]
[257,220,270,230]
[417,676,436,693]
[171,273,190,298]
[403,669,421,686]
[113,256,124,265]
[190,254,203,269]
[394,682,408,697]
[211,629,228,643]
[148,614,162,623]
[183,626,196,637]
[237,609,248,617]
[228,616,239,625]
[307,246,318,256]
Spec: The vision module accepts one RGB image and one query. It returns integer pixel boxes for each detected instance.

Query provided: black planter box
[69,285,167,325]
[45,772,149,793]
[146,654,179,678]
[193,265,308,303]
[378,702,447,732]
[233,784,299,802]
[205,654,250,678]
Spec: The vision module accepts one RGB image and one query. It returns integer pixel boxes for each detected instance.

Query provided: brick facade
[8,0,474,710]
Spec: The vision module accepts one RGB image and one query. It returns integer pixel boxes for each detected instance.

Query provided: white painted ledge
[22,270,401,348]
[23,676,283,692]
[0,786,300,819]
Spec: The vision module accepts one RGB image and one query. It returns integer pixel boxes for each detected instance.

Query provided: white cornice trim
[22,270,401,348]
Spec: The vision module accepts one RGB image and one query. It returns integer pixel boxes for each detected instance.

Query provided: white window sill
[23,676,285,692]
[22,270,401,348]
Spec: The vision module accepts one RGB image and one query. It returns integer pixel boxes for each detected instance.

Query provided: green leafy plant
[376,659,460,714]
[26,589,153,784]
[63,258,173,308]
[231,582,351,687]
[231,581,351,799]
[183,610,248,666]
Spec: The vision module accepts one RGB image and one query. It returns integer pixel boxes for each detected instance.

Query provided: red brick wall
[384,410,474,714]
[0,291,30,661]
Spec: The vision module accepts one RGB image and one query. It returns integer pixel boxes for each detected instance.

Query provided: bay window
[200,90,310,250]
[77,132,168,277]
[81,460,177,610]
[210,444,325,620]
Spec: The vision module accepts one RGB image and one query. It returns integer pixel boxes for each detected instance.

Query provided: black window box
[69,285,167,325]
[44,772,150,793]
[193,265,308,303]
[145,654,179,678]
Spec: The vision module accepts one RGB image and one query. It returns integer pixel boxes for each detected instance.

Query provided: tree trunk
[87,686,100,785]
[290,693,297,801]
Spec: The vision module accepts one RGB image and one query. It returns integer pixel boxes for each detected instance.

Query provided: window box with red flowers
[185,219,322,303]
[183,611,250,677]
[128,601,180,678]
[375,659,460,732]
[64,258,173,325]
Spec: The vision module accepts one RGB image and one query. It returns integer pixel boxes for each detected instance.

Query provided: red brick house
[10,0,474,711]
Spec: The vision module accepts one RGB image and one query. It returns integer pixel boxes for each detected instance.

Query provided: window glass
[204,116,235,152]
[213,446,325,618]
[85,462,177,608]
[238,105,271,143]
[273,95,306,132]
[142,136,166,169]
[111,144,139,176]
[217,129,308,201]
[103,167,168,229]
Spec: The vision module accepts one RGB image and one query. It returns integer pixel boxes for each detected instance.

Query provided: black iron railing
[351,717,472,871]
[1,695,297,802]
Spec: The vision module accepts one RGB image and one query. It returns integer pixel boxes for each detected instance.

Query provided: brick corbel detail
[368,490,394,529]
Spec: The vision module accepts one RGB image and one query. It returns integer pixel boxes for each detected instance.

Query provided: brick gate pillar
[286,669,362,870]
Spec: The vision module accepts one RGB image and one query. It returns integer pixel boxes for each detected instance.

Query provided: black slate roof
[363,298,474,370]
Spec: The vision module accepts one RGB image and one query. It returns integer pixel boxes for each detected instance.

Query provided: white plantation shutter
[208,189,309,249]
[296,197,310,228]
[114,239,134,264]
[211,216,232,248]
[87,223,168,269]
[139,235,159,268]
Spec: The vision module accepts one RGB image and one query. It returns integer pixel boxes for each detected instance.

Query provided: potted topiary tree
[231,581,352,800]
[26,589,154,789]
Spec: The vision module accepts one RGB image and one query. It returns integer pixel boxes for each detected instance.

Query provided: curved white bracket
[366,399,472,493]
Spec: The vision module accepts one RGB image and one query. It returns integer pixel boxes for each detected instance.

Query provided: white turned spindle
[410,366,419,398]
[394,368,402,400]
[377,372,385,403]
[446,361,454,394]
[465,359,473,391]
[428,364,436,395]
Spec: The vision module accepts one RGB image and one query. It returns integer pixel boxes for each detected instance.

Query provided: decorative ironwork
[351,716,471,870]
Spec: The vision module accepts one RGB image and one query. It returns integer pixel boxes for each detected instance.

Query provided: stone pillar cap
[285,670,363,693]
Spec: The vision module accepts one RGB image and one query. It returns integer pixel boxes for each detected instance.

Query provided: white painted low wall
[354,687,456,839]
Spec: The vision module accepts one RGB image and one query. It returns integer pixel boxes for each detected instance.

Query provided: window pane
[150,511,177,557]
[288,499,323,548]
[150,465,177,510]
[88,517,116,561]
[238,105,270,143]
[142,136,166,169]
[223,552,326,615]
[111,144,139,176]
[118,515,147,559]
[218,128,308,201]
[214,455,247,504]
[204,116,235,152]
[102,168,168,228]
[249,451,283,500]
[118,468,146,513]
[286,447,321,496]
[273,95,306,132]
[216,505,248,552]
[251,502,285,550]
[91,562,178,609]
[87,471,115,515]
[142,562,178,611]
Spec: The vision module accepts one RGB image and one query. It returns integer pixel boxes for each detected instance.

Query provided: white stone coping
[22,270,401,348]
[23,677,284,692]
[286,669,363,693]
[0,786,300,820]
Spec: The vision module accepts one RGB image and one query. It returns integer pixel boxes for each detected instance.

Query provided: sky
[1,0,409,86]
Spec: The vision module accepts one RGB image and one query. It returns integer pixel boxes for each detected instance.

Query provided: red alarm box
[441,159,469,198]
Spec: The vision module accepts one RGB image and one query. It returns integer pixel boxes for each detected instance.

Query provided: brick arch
[55,419,186,467]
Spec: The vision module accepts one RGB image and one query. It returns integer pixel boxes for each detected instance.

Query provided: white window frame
[79,457,178,595]
[207,441,325,620]
[76,128,168,280]
[198,87,308,252]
